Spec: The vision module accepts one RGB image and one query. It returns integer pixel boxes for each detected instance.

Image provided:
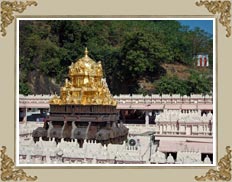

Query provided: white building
[196,54,209,67]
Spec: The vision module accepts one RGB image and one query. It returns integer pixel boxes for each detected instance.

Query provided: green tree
[155,76,190,95]
[188,70,212,95]
[19,82,32,95]
[118,31,167,93]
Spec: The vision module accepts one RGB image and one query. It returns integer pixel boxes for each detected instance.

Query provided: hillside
[19,20,213,96]
[137,63,212,95]
[162,63,190,79]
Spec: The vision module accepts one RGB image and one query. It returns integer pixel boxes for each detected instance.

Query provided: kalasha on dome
[32,48,128,147]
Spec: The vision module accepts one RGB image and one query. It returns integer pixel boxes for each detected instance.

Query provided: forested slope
[19,20,213,95]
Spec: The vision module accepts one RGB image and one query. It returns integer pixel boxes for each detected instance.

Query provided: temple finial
[84,47,88,57]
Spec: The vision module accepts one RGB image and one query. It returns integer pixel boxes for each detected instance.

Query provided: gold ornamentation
[0,146,37,181]
[50,48,117,106]
[195,146,232,181]
[196,0,231,37]
[0,0,37,37]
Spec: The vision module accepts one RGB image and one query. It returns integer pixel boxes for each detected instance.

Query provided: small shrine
[196,54,209,67]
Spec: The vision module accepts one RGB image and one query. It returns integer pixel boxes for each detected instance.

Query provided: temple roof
[50,48,116,106]
[69,48,103,77]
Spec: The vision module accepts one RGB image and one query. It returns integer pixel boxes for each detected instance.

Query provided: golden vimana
[50,48,117,106]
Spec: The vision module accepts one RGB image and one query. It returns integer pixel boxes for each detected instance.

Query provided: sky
[178,20,213,35]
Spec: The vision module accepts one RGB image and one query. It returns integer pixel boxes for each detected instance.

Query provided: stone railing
[19,94,213,109]
[125,121,213,136]
[114,94,213,104]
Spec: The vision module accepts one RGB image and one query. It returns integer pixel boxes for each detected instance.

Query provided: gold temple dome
[69,48,103,77]
[50,48,116,106]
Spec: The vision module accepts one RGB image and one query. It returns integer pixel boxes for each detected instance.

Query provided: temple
[50,48,116,106]
[20,93,213,164]
[32,48,128,146]
[19,49,214,165]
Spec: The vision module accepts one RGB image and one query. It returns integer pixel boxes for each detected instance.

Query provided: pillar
[23,107,27,125]
[145,111,149,126]
[160,125,163,134]
[197,56,200,66]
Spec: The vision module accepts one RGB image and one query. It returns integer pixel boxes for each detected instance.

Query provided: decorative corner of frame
[0,146,38,181]
[196,0,231,38]
[0,0,38,37]
[195,146,232,181]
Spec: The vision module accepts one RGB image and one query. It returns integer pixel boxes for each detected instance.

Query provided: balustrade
[20,94,213,106]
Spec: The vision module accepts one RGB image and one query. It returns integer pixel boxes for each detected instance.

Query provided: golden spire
[84,47,88,57]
